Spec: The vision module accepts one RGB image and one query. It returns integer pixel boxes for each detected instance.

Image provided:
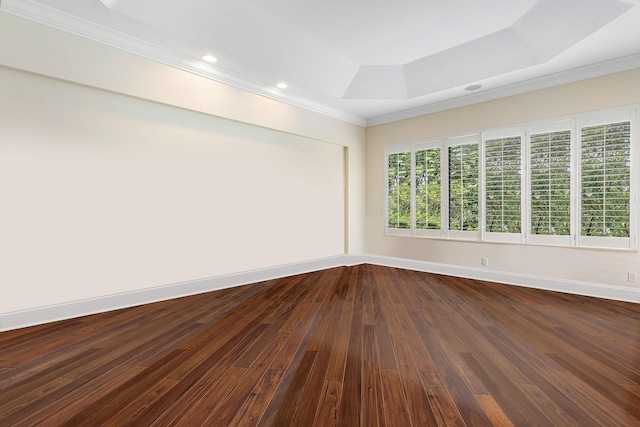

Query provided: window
[529,123,572,245]
[580,112,633,248]
[383,107,637,250]
[484,131,522,241]
[581,121,630,237]
[415,146,441,231]
[447,137,479,234]
[386,149,411,234]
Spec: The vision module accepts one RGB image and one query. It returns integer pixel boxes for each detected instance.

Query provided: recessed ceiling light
[202,54,217,63]
[465,84,482,91]
[276,82,288,89]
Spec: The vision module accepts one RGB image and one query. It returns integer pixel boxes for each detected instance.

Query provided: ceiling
[3,0,640,126]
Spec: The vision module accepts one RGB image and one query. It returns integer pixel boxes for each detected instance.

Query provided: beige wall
[366,69,640,289]
[0,13,365,314]
[3,10,639,316]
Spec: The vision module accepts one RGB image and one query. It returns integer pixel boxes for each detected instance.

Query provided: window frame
[414,140,445,238]
[382,106,638,251]
[577,110,636,250]
[384,143,413,236]
[445,134,481,240]
[482,127,526,244]
[526,119,575,247]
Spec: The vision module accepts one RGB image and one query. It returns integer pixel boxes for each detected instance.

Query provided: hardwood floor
[1,264,639,426]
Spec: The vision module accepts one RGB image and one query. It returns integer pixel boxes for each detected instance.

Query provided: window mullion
[625,108,638,249]
[571,118,579,246]
[479,133,486,241]
[411,146,416,235]
[384,107,636,250]
[524,127,531,244]
[442,143,449,236]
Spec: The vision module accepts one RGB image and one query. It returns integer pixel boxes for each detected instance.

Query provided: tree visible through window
[387,152,411,229]
[416,148,441,230]
[384,108,635,249]
[530,130,571,236]
[581,121,631,237]
[449,143,478,231]
[485,136,521,233]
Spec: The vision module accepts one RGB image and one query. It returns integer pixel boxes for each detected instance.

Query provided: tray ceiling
[3,0,640,125]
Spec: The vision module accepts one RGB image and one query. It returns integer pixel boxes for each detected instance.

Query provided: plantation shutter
[387,150,412,232]
[485,135,522,234]
[415,146,441,231]
[448,136,479,232]
[581,121,631,238]
[529,127,572,240]
[579,111,635,249]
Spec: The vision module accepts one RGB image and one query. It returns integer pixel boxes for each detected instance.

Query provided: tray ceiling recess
[3,0,640,126]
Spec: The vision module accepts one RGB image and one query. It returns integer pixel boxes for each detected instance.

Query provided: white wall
[366,69,640,291]
[0,12,365,315]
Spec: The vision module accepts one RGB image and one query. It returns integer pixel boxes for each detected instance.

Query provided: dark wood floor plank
[258,290,334,426]
[474,394,514,427]
[397,283,494,424]
[419,370,467,427]
[313,380,343,427]
[379,368,411,426]
[258,269,344,426]
[325,268,357,382]
[336,265,364,427]
[390,332,439,426]
[447,276,640,423]
[460,351,552,425]
[131,322,271,425]
[150,365,247,426]
[517,382,577,427]
[230,369,285,427]
[268,350,318,426]
[193,332,291,426]
[3,364,147,426]
[0,376,74,423]
[361,324,386,427]
[102,377,180,426]
[554,325,640,384]
[484,325,610,425]
[286,271,353,426]
[0,348,103,413]
[1,264,639,426]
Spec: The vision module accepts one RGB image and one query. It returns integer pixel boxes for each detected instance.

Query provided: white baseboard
[2,254,637,331]
[0,255,350,332]
[361,254,640,304]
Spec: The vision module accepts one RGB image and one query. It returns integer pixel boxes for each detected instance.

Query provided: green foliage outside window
[485,136,521,233]
[416,148,441,229]
[385,115,633,248]
[449,144,478,231]
[530,130,571,235]
[581,121,631,237]
[387,152,411,229]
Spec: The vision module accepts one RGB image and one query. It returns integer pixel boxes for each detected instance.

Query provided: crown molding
[1,0,367,127]
[366,53,640,127]
[4,0,640,129]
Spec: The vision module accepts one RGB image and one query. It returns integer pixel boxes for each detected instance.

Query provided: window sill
[383,232,639,253]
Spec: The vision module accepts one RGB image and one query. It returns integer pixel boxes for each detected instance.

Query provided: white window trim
[444,134,481,240]
[384,143,412,236]
[526,119,574,247]
[577,109,636,250]
[382,106,639,252]
[415,140,445,238]
[482,127,525,244]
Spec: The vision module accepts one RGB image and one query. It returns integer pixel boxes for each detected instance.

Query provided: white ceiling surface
[3,0,640,126]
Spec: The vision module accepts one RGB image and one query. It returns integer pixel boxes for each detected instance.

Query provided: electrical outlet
[628,272,638,283]
[481,257,489,267]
